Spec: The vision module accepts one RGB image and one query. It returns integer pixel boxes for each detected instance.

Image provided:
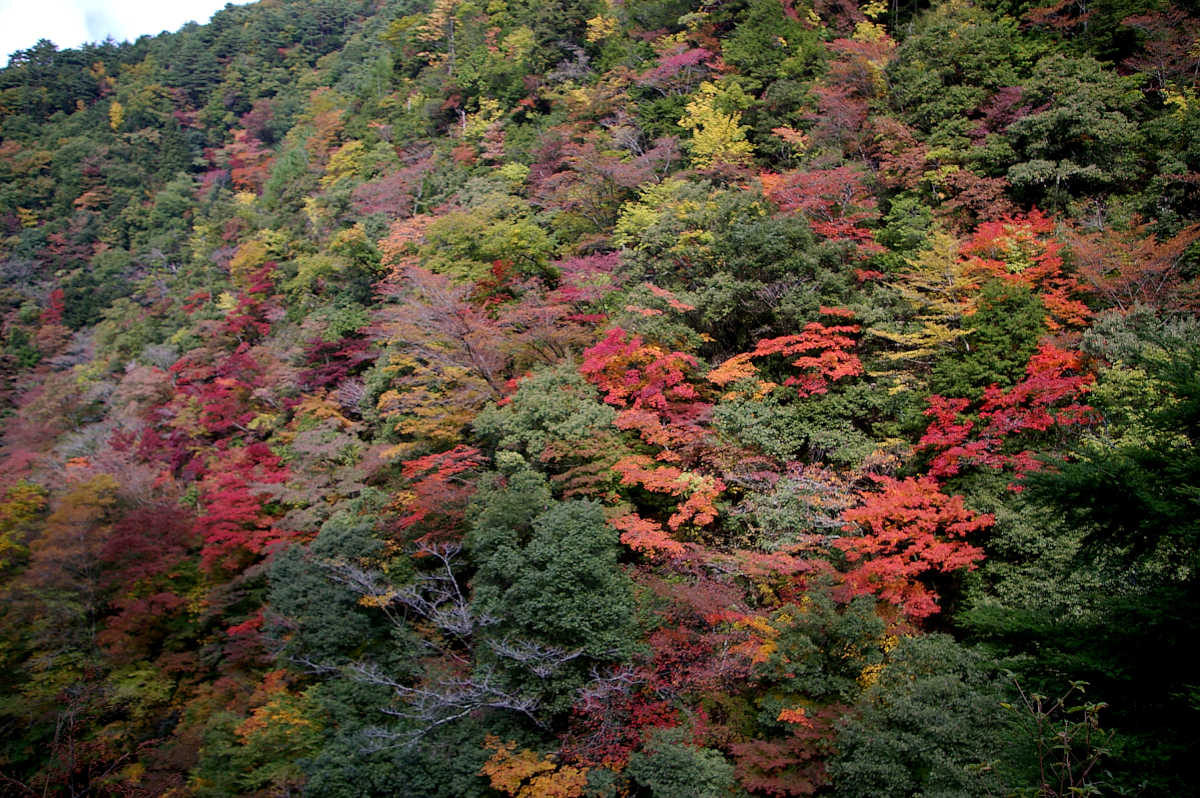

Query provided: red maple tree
[836,475,990,621]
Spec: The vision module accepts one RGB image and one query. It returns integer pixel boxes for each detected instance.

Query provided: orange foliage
[481,737,589,798]
[1064,221,1200,312]
[708,308,863,397]
[612,454,724,529]
[777,706,814,727]
[612,512,689,557]
[837,476,990,621]
[961,211,1091,329]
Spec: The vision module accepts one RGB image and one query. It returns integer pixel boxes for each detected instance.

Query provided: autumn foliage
[709,308,864,398]
[919,343,1097,481]
[0,0,1194,794]
[837,476,990,621]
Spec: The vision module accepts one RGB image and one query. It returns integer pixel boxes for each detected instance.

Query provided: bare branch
[348,661,542,749]
[486,637,588,678]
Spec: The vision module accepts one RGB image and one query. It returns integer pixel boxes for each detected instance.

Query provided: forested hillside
[1,0,1197,794]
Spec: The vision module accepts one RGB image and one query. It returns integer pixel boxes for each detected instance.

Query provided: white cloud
[0,0,255,66]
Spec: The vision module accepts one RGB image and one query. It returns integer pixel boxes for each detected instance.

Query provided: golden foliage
[481,737,589,798]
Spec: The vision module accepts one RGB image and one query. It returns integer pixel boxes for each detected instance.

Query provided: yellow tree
[678,82,754,171]
[481,736,589,798]
[868,231,974,390]
[417,0,464,74]
[0,480,47,571]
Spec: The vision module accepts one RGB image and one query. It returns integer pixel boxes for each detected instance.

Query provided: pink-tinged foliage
[377,264,507,395]
[488,273,596,368]
[351,147,436,219]
[808,86,868,157]
[761,169,884,257]
[196,442,292,572]
[918,343,1097,481]
[836,476,990,621]
[549,252,623,305]
[224,129,274,193]
[394,445,485,544]
[972,86,1034,140]
[872,118,930,192]
[533,136,676,232]
[636,46,713,96]
[937,170,1018,230]
[238,99,276,144]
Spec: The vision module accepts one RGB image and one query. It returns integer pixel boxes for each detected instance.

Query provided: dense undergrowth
[1,0,1198,794]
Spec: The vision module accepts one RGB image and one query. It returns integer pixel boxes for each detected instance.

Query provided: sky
[0,0,256,66]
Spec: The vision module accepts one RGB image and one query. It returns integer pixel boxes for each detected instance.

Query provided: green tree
[966,311,1200,794]
[720,0,824,86]
[831,634,1013,797]
[930,280,1046,399]
[1003,54,1145,207]
[887,3,1033,152]
[626,727,744,798]
[468,464,637,715]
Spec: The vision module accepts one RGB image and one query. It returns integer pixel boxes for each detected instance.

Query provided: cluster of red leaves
[394,445,485,544]
[918,343,1097,482]
[581,327,702,410]
[564,682,681,768]
[298,335,373,392]
[171,343,268,438]
[579,329,736,555]
[196,442,292,572]
[836,475,990,621]
[761,169,884,257]
[580,327,712,457]
[563,571,752,768]
[961,211,1091,328]
[97,503,199,663]
[39,288,65,325]
[709,308,863,398]
[731,707,841,797]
